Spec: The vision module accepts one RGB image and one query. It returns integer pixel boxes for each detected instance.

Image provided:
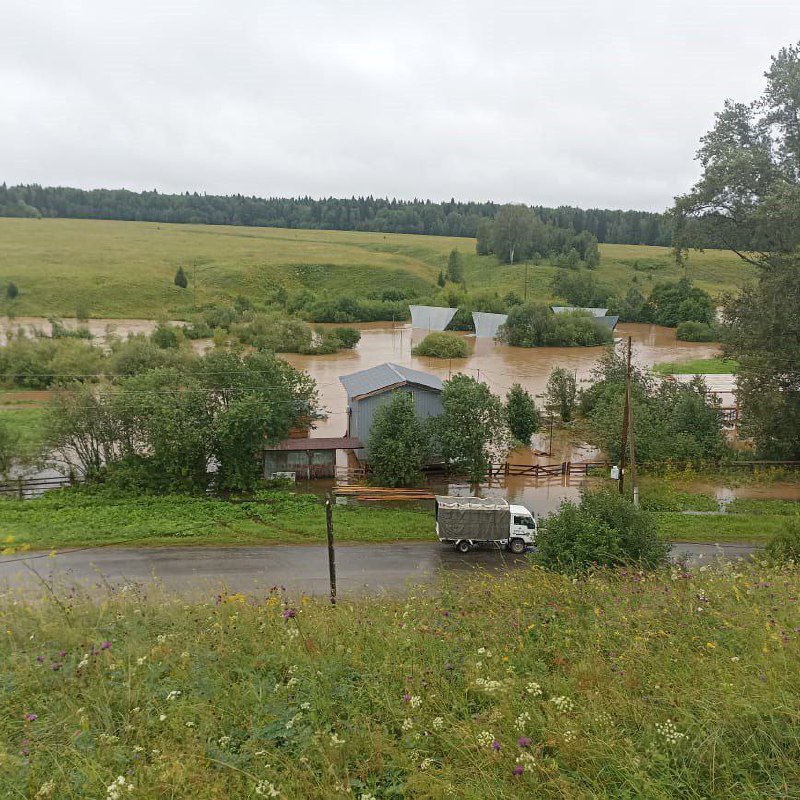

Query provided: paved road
[0,541,757,598]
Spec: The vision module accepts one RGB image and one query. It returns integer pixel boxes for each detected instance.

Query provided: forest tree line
[0,183,675,246]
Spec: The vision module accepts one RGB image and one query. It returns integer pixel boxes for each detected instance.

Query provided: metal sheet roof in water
[551,306,609,317]
[339,362,443,399]
[472,311,508,339]
[409,305,457,331]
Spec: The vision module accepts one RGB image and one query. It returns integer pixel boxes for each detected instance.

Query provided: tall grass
[1,561,798,797]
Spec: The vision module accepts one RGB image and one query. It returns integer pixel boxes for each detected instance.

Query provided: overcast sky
[2,1,798,212]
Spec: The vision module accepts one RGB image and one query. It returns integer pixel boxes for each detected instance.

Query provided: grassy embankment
[653,357,739,375]
[0,483,797,551]
[0,218,752,319]
[1,561,798,797]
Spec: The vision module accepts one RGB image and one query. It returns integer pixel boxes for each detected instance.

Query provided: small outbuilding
[339,362,443,451]
[263,436,363,480]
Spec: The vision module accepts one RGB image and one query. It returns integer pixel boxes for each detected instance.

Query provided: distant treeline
[0,183,674,246]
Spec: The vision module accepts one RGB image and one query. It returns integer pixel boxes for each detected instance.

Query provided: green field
[2,561,799,797]
[0,218,753,319]
[653,357,739,375]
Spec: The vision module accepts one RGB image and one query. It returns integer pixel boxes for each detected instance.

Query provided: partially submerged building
[339,362,443,451]
[263,435,363,480]
[551,306,619,331]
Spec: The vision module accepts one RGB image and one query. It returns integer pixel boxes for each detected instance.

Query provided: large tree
[432,374,510,482]
[673,42,800,458]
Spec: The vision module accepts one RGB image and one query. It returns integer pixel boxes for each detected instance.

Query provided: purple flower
[51,663,62,671]
[518,736,531,748]
[404,692,411,703]
[282,608,297,620]
[20,739,29,757]
[58,650,67,658]
[100,640,112,650]
[491,739,501,751]
[35,655,44,664]
[24,713,38,722]
[513,764,524,776]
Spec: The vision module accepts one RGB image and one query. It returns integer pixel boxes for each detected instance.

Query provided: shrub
[545,367,577,422]
[6,282,19,299]
[498,304,613,347]
[676,321,718,342]
[536,489,669,573]
[765,517,800,563]
[412,332,469,359]
[368,392,428,487]
[506,384,540,443]
[174,266,188,288]
[151,323,181,349]
[333,327,361,349]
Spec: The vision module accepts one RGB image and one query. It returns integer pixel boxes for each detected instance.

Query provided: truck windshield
[514,516,535,529]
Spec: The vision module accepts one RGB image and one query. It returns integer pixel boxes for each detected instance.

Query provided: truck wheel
[456,540,471,553]
[509,538,526,555]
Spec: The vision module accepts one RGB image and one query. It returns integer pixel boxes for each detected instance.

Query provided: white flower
[549,696,574,713]
[286,628,300,639]
[360,794,377,800]
[477,730,495,747]
[136,656,147,666]
[655,719,686,745]
[419,757,434,771]
[514,711,531,732]
[409,695,422,709]
[218,735,231,748]
[106,776,134,800]
[254,782,280,797]
[516,751,536,765]
[185,721,195,728]
[563,729,576,743]
[300,702,311,710]
[166,690,182,701]
[330,732,345,745]
[432,716,444,730]
[159,714,167,722]
[401,718,413,731]
[35,781,55,798]
[156,635,167,644]
[180,651,190,659]
[525,681,542,697]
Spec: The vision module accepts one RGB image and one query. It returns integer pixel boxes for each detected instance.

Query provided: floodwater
[0,316,179,347]
[282,321,721,439]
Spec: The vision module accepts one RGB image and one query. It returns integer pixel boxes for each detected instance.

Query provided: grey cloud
[2,0,799,211]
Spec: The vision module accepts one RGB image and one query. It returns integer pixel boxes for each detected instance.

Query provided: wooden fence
[0,474,82,499]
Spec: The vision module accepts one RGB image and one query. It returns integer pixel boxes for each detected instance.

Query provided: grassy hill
[0,217,753,319]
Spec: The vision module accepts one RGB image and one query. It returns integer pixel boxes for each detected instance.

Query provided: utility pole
[628,386,639,507]
[325,496,337,605]
[524,263,529,301]
[548,415,554,456]
[618,336,632,495]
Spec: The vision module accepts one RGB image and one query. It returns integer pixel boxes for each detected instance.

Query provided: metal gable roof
[339,362,443,399]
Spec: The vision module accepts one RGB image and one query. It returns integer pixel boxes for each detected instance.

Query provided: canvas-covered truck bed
[434,496,511,542]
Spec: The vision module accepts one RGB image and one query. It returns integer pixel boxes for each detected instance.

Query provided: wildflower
[180,651,190,659]
[78,654,90,670]
[24,713,38,722]
[477,730,495,747]
[218,735,231,748]
[513,764,524,776]
[106,775,134,800]
[100,640,112,650]
[402,718,413,731]
[35,655,44,664]
[403,691,411,703]
[166,690,182,701]
[432,717,444,730]
[420,757,434,770]
[514,712,531,731]
[254,782,280,797]
[156,635,167,643]
[550,696,574,713]
[282,608,297,619]
[286,627,300,639]
[491,739,501,751]
[525,681,542,696]
[186,721,195,728]
[36,780,55,797]
[655,719,686,745]
[563,729,576,743]
[409,695,422,709]
[518,736,531,748]
[360,794,377,800]
[159,714,167,722]
[300,702,311,710]
[330,732,345,745]
[731,656,740,662]
[136,657,147,665]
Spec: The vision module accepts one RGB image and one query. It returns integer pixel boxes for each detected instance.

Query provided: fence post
[17,477,24,500]
[325,496,337,606]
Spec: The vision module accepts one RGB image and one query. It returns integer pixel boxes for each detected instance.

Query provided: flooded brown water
[0,316,181,347]
[281,321,721,439]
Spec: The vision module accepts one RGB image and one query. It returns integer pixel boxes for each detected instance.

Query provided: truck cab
[509,504,538,551]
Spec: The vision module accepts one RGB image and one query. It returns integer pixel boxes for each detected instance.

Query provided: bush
[536,489,669,573]
[151,323,181,349]
[498,304,613,347]
[676,321,718,342]
[412,332,469,359]
[333,327,361,349]
[367,392,428,487]
[765,517,800,563]
[506,384,540,444]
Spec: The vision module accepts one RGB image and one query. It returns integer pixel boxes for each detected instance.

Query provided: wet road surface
[0,541,757,599]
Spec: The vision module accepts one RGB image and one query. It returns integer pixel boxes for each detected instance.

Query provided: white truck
[435,495,538,554]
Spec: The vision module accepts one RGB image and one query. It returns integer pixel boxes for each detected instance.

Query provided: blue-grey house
[339,362,443,453]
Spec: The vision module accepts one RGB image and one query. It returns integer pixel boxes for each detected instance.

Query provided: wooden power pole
[325,496,337,605]
[618,336,632,495]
